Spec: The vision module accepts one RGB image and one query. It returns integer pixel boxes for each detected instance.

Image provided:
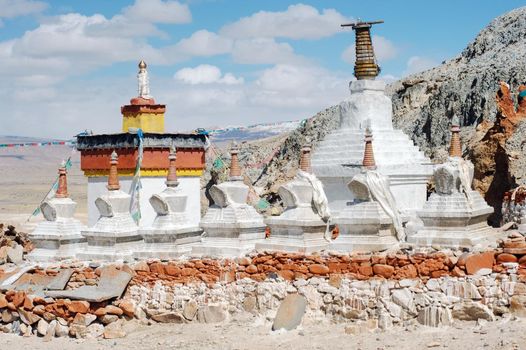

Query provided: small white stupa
[331,129,404,252]
[311,20,432,217]
[193,143,266,257]
[78,151,141,261]
[408,120,497,248]
[28,162,86,261]
[256,145,330,253]
[135,147,202,259]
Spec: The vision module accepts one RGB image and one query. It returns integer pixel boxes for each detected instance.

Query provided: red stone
[118,300,135,318]
[246,265,258,274]
[278,270,294,281]
[12,291,26,308]
[451,266,466,277]
[149,262,166,275]
[358,264,373,277]
[105,305,123,316]
[519,255,526,266]
[308,264,330,275]
[66,300,90,314]
[373,264,395,278]
[0,294,7,308]
[165,264,181,276]
[394,264,417,279]
[497,253,518,263]
[23,296,34,310]
[237,257,251,266]
[465,251,495,275]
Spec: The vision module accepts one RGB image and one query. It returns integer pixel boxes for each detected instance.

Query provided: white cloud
[122,0,191,24]
[173,30,233,57]
[0,0,47,19]
[220,4,350,40]
[231,38,302,64]
[174,64,244,85]
[404,56,438,75]
[341,35,397,64]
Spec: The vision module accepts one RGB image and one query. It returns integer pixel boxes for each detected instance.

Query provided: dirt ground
[0,316,525,350]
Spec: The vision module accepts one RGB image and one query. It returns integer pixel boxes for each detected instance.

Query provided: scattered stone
[86,323,104,339]
[6,244,23,264]
[452,301,495,321]
[197,305,227,324]
[99,314,119,325]
[152,312,186,323]
[105,305,124,316]
[36,319,49,336]
[72,312,97,326]
[18,308,41,325]
[55,321,69,337]
[510,295,526,317]
[272,294,307,331]
[118,299,136,318]
[103,320,126,339]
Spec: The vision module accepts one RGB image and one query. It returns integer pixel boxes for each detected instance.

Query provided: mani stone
[78,152,141,261]
[135,149,202,259]
[311,79,432,217]
[28,164,86,262]
[257,146,329,253]
[408,156,498,248]
[331,171,402,252]
[193,144,265,257]
[272,294,307,331]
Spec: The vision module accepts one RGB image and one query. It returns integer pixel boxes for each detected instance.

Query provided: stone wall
[3,247,526,339]
[123,248,526,329]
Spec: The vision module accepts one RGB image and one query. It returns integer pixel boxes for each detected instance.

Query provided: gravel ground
[0,316,525,350]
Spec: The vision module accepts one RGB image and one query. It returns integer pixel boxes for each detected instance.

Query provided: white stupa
[78,151,141,261]
[311,20,432,217]
[256,145,330,253]
[134,148,202,259]
[28,162,86,261]
[193,143,266,257]
[330,129,404,252]
[407,121,498,248]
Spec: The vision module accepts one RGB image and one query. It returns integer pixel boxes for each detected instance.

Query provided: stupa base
[256,220,329,253]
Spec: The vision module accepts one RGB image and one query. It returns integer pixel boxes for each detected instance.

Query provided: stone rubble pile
[0,224,32,265]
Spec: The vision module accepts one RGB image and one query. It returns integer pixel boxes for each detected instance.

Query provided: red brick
[149,262,166,275]
[245,265,258,274]
[358,264,373,277]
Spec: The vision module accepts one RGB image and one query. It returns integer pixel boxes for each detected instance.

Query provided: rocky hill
[209,7,526,223]
[389,6,526,224]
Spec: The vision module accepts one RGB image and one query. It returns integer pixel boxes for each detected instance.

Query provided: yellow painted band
[122,112,165,133]
[83,169,203,177]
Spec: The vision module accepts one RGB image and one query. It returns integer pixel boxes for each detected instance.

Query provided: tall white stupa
[311,20,433,216]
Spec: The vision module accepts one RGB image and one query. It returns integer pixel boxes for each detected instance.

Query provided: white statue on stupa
[137,60,152,99]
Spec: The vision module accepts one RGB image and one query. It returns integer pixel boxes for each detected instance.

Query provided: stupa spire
[55,161,69,198]
[341,20,384,80]
[137,59,152,100]
[107,150,120,191]
[449,117,462,158]
[229,142,242,180]
[166,146,179,187]
[299,144,312,173]
[362,127,376,170]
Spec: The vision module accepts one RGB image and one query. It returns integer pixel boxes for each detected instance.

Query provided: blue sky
[0,0,524,138]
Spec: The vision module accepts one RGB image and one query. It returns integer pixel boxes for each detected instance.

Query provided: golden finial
[138,60,147,70]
